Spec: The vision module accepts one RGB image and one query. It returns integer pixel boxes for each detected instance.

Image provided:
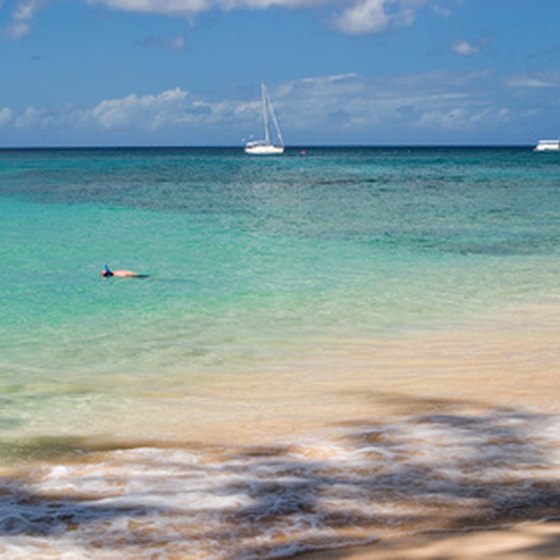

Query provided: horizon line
[0,143,537,151]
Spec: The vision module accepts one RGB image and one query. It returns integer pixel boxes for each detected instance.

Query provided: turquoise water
[2,147,560,388]
[2,146,559,362]
[1,147,560,557]
[1,147,560,421]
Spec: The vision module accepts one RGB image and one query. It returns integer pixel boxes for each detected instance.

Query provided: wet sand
[68,298,557,449]
[298,521,560,559]
[294,300,560,559]
[154,298,560,447]
[2,300,559,558]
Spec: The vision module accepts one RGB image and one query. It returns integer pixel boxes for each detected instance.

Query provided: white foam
[1,409,560,559]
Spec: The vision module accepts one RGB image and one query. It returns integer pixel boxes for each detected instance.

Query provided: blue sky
[1,0,560,146]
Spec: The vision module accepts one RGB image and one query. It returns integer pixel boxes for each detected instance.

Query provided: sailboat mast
[261,83,271,145]
[268,93,284,148]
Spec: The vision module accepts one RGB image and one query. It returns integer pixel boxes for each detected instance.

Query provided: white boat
[245,83,284,155]
[533,139,560,152]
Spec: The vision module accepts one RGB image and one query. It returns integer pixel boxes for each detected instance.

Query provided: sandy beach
[1,299,559,559]
[293,301,560,559]
[298,521,560,559]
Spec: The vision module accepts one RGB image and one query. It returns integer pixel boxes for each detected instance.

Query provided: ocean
[1,146,560,558]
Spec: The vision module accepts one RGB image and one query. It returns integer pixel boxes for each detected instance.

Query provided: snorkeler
[101,264,148,278]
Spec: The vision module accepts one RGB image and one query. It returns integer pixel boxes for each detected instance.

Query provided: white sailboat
[245,83,284,155]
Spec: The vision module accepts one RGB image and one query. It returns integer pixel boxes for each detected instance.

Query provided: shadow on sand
[0,393,559,558]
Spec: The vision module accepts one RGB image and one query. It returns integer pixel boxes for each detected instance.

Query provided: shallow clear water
[2,146,560,427]
[1,147,560,557]
[2,147,559,376]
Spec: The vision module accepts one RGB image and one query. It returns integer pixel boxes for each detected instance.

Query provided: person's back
[101,264,147,278]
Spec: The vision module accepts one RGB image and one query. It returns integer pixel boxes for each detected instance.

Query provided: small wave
[0,407,559,559]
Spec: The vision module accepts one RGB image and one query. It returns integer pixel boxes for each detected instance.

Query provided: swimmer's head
[101,265,113,277]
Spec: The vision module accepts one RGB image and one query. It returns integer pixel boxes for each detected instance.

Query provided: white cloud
[5,21,30,39]
[3,0,48,39]
[0,0,438,39]
[284,70,515,135]
[13,0,44,20]
[416,106,509,130]
[15,107,44,128]
[506,74,560,89]
[80,72,511,136]
[93,0,322,15]
[275,71,492,133]
[452,40,479,56]
[299,73,362,87]
[87,87,190,129]
[452,36,491,57]
[335,0,390,34]
[0,71,518,143]
[92,0,426,34]
[431,3,451,18]
[417,107,466,128]
[94,0,210,15]
[335,0,426,35]
[0,108,13,127]
[1,87,242,137]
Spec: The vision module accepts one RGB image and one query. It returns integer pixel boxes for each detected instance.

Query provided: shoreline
[296,520,560,559]
[1,300,559,558]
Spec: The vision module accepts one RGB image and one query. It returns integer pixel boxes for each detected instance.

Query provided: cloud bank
[0,71,521,145]
[96,0,428,34]
[4,0,430,38]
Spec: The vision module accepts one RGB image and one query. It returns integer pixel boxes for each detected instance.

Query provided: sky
[1,0,560,147]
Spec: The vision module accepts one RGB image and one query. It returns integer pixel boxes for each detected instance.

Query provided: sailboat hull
[244,144,284,155]
[244,83,285,155]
